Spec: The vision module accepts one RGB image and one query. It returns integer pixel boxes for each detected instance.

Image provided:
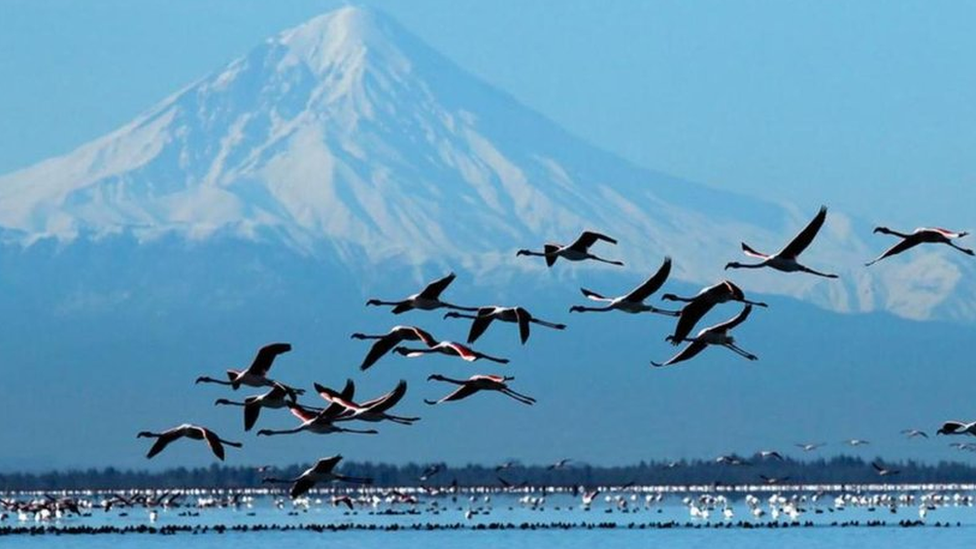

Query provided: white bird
[137,424,242,461]
[263,455,371,498]
[394,341,509,364]
[662,280,767,344]
[867,226,974,266]
[423,374,536,406]
[937,420,976,436]
[795,442,826,452]
[350,326,437,370]
[313,379,419,425]
[195,342,302,394]
[444,306,565,345]
[725,206,838,278]
[214,382,320,431]
[517,231,623,267]
[651,305,757,367]
[366,273,476,314]
[569,257,679,316]
[255,402,380,437]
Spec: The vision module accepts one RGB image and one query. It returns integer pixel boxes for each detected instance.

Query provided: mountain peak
[0,7,972,322]
[275,6,407,77]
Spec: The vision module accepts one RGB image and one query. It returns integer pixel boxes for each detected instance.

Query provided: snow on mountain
[0,6,972,321]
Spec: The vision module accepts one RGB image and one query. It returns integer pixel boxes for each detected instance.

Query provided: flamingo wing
[246,342,292,376]
[417,272,457,300]
[579,288,611,302]
[200,428,227,461]
[779,205,828,259]
[707,305,753,333]
[866,237,923,265]
[361,380,408,413]
[515,307,531,344]
[467,313,496,344]
[653,340,708,367]
[145,429,182,459]
[624,257,672,302]
[669,299,713,344]
[432,383,482,404]
[569,231,617,252]
[360,334,402,371]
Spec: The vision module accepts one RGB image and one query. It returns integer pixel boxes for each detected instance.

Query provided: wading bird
[547,459,573,470]
[866,227,974,266]
[314,379,419,425]
[137,424,242,461]
[651,305,757,367]
[263,455,371,498]
[351,326,436,371]
[725,206,838,278]
[195,342,302,394]
[424,374,536,406]
[394,341,509,364]
[517,231,624,267]
[795,442,826,452]
[365,273,476,314]
[443,306,565,345]
[214,382,326,431]
[901,429,929,439]
[937,421,976,436]
[569,257,679,316]
[255,403,380,437]
[872,462,900,477]
[662,280,767,345]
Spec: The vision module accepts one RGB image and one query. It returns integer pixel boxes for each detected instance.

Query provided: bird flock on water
[138,206,975,496]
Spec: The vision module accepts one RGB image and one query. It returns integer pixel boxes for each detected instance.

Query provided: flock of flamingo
[137,206,975,497]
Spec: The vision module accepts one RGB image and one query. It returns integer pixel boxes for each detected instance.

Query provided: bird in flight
[263,455,371,498]
[366,273,476,314]
[866,226,974,266]
[725,206,838,278]
[137,424,242,461]
[569,256,679,316]
[517,231,624,267]
[195,342,302,394]
[351,326,437,371]
[444,306,565,345]
[662,280,767,345]
[424,374,536,406]
[394,341,509,364]
[652,305,758,367]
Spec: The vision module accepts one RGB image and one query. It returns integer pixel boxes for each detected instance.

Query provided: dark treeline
[4,456,976,492]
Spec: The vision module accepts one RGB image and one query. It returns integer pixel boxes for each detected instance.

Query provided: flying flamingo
[255,402,379,437]
[263,455,371,498]
[423,374,536,406]
[314,379,420,425]
[569,257,679,316]
[866,226,974,265]
[366,273,476,314]
[195,342,303,394]
[214,380,352,431]
[651,305,757,367]
[725,206,838,278]
[661,280,767,345]
[351,326,437,371]
[443,306,565,345]
[394,341,509,364]
[137,424,242,461]
[937,420,976,436]
[517,231,623,267]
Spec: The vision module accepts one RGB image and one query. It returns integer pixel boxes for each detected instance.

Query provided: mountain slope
[0,7,973,320]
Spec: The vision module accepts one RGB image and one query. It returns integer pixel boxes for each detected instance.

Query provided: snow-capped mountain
[0,6,972,321]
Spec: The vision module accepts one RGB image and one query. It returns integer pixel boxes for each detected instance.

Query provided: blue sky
[1,0,974,229]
